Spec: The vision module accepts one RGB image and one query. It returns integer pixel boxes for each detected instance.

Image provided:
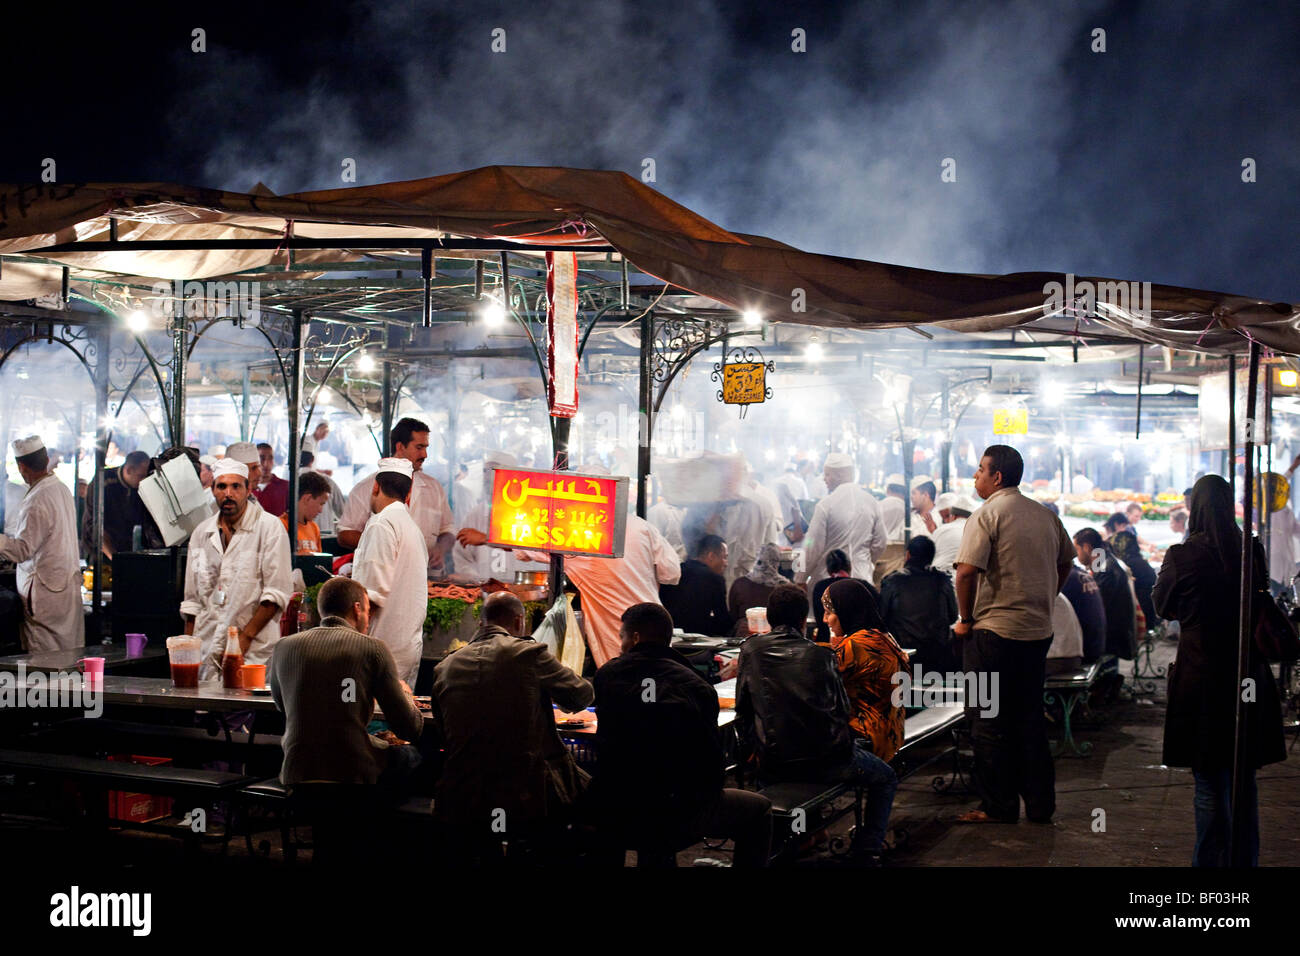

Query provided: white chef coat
[518,515,680,668]
[931,518,967,576]
[748,481,783,549]
[351,501,429,684]
[880,495,906,544]
[451,499,533,583]
[771,472,808,530]
[802,483,888,594]
[452,478,480,528]
[182,501,291,679]
[1047,592,1084,659]
[1267,507,1300,586]
[339,468,453,565]
[646,501,687,560]
[0,474,83,651]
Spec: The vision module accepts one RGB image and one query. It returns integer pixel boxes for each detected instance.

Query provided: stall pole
[286,311,306,538]
[1135,345,1144,440]
[902,380,914,546]
[381,361,394,457]
[1230,338,1260,866]
[1228,353,1236,497]
[636,309,653,518]
[240,365,251,441]
[447,385,458,514]
[169,306,188,449]
[549,416,571,602]
[1265,372,1274,571]
[940,383,952,493]
[91,327,110,624]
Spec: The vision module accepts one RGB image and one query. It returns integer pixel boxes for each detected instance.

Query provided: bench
[19,718,283,776]
[0,748,259,849]
[1043,656,1116,757]
[757,702,967,864]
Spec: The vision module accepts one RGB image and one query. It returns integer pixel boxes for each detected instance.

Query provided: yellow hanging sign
[993,408,1029,435]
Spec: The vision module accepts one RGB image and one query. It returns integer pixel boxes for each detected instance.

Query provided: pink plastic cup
[78,657,106,689]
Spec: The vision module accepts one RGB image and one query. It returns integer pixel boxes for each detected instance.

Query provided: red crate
[107,754,175,823]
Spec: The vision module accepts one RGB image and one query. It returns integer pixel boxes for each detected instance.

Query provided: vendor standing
[0,435,83,651]
[337,417,454,576]
[350,457,429,685]
[181,458,292,679]
[452,450,532,582]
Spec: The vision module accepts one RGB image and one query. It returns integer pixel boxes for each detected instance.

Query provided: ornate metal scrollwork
[711,345,774,419]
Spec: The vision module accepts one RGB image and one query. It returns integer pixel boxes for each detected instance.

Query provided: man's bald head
[482,591,526,635]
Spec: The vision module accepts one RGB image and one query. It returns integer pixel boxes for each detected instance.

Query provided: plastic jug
[166,635,202,688]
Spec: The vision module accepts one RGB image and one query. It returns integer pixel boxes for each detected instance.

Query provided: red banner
[546,251,580,418]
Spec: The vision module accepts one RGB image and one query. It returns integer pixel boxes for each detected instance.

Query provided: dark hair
[256,443,273,454]
[766,583,810,630]
[318,576,366,622]
[482,591,525,629]
[905,535,936,566]
[981,444,1024,488]
[951,506,972,518]
[375,470,413,500]
[914,481,937,502]
[391,417,430,449]
[1103,512,1129,533]
[123,450,151,470]
[298,471,331,499]
[300,450,315,468]
[1073,527,1103,549]
[16,448,49,472]
[887,482,907,496]
[825,548,851,575]
[825,578,886,634]
[693,533,727,559]
[620,602,674,645]
[1111,529,1141,564]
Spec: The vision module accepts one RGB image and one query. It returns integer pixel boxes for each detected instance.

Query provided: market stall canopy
[1,165,1296,355]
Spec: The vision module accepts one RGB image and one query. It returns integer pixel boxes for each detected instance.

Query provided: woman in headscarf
[728,542,786,633]
[821,578,910,862]
[1110,529,1158,632]
[1153,474,1285,867]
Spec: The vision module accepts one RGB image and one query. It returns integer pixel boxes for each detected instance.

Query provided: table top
[0,644,168,674]
[553,681,737,738]
[64,675,281,712]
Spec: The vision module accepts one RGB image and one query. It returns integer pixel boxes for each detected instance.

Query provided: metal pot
[514,570,549,587]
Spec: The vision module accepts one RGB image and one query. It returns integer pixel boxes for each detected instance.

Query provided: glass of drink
[166,635,202,688]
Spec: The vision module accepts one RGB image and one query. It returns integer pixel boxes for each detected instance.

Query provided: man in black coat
[589,602,772,866]
[880,535,959,673]
[1073,528,1136,660]
[659,533,732,636]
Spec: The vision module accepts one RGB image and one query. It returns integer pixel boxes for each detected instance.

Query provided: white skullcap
[823,452,854,471]
[12,435,45,457]
[226,441,258,465]
[911,474,935,490]
[935,492,958,511]
[199,454,218,467]
[377,457,414,478]
[314,451,338,471]
[212,458,248,480]
[953,495,977,513]
[484,450,517,469]
[885,473,906,487]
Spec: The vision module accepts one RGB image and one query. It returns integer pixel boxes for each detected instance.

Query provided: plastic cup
[240,663,266,689]
[78,657,105,689]
[166,635,202,688]
[746,607,770,634]
[125,633,148,659]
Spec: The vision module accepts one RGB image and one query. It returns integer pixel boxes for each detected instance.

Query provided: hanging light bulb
[126,310,149,333]
[356,352,377,373]
[742,309,762,326]
[805,334,824,362]
[481,297,506,327]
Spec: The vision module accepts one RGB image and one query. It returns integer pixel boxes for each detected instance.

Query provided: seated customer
[269,576,425,864]
[821,578,907,860]
[728,543,786,634]
[590,603,772,867]
[735,584,853,784]
[660,533,733,636]
[1060,565,1107,662]
[879,535,958,673]
[431,591,594,855]
[1073,528,1136,660]
[812,549,877,642]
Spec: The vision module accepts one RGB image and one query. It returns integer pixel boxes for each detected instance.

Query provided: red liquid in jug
[171,662,200,688]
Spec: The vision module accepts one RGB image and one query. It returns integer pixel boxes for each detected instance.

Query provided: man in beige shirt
[953,445,1074,825]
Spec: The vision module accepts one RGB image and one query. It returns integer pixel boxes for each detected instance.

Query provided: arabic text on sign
[722,363,767,405]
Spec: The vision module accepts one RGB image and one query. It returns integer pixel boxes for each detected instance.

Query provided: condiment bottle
[222,626,245,689]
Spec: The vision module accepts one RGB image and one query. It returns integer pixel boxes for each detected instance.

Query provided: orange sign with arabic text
[487,468,629,558]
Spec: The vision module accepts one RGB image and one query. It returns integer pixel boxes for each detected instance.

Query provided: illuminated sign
[993,408,1029,435]
[488,468,629,558]
[712,347,774,419]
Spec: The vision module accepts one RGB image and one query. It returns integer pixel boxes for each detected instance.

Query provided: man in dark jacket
[1060,565,1107,662]
[880,536,958,673]
[659,533,732,636]
[431,591,593,852]
[590,602,772,866]
[1073,528,1136,660]
[735,583,853,782]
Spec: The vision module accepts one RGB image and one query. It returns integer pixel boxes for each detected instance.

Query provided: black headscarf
[1187,474,1241,575]
[824,578,886,635]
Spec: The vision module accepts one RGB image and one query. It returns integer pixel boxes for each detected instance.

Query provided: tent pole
[286,311,306,543]
[1231,338,1260,866]
[381,361,394,457]
[1135,345,1144,440]
[169,303,188,449]
[1228,354,1236,496]
[940,383,951,494]
[91,327,110,627]
[636,309,653,518]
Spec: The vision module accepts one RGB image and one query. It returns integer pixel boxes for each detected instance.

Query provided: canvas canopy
[1,165,1295,354]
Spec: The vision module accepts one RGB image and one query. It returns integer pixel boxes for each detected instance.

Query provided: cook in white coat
[880,473,908,543]
[181,458,291,679]
[0,435,83,651]
[452,450,532,582]
[351,457,429,685]
[337,417,454,574]
[930,493,973,577]
[801,453,888,596]
[1265,505,1300,589]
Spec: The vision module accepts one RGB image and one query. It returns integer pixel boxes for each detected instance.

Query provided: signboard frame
[487,467,629,559]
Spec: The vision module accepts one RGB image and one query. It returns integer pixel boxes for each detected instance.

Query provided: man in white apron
[351,457,429,685]
[0,435,83,651]
[180,458,292,679]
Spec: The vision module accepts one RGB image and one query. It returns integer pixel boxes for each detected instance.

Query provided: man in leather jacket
[735,583,854,782]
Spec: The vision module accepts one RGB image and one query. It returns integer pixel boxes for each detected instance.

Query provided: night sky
[3,0,1296,302]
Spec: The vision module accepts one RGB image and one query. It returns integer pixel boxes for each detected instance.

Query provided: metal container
[514,570,549,587]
